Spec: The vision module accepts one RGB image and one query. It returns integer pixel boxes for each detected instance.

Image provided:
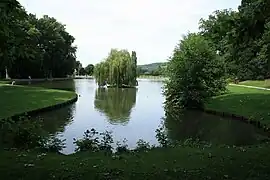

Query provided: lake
[28,79,267,154]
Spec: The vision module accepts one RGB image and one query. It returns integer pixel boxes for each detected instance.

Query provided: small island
[94,49,138,88]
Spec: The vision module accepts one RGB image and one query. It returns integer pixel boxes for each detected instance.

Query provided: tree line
[165,0,269,111]
[0,1,80,79]
[199,0,270,81]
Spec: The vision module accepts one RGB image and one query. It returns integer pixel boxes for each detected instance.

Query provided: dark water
[30,79,267,154]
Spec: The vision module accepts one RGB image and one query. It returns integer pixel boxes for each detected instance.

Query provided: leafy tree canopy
[0,0,77,78]
[164,33,226,110]
[94,49,137,88]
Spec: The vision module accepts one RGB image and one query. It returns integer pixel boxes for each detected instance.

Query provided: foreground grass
[239,79,270,88]
[0,84,76,119]
[1,144,270,180]
[207,85,270,126]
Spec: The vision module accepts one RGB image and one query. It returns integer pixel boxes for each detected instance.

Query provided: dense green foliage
[0,0,78,78]
[165,33,226,110]
[200,0,270,80]
[85,64,94,76]
[94,49,137,87]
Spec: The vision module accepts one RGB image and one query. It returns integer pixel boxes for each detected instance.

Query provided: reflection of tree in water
[94,88,137,125]
[31,104,75,136]
[164,110,266,146]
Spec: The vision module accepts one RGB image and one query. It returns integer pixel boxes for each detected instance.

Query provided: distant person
[28,76,32,84]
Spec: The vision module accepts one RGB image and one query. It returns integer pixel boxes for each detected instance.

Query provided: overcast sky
[19,0,241,66]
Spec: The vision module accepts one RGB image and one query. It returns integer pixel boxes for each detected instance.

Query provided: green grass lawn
[239,79,270,88]
[1,144,270,180]
[0,84,76,119]
[0,80,11,85]
[207,85,270,126]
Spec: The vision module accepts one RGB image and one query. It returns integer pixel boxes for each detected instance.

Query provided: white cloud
[19,0,241,66]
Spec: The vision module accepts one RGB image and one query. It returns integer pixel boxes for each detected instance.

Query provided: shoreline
[1,76,93,83]
[0,84,78,120]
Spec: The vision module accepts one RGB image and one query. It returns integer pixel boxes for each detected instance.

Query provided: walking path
[229,83,270,91]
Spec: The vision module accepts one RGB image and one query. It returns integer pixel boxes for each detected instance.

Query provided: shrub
[73,129,114,154]
[0,116,64,152]
[135,139,151,152]
[116,138,129,154]
[164,33,227,110]
[43,136,66,153]
[99,130,113,154]
[155,124,170,147]
[73,129,100,152]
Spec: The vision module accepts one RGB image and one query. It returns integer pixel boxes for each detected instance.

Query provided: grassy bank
[0,84,76,119]
[207,85,270,126]
[0,80,11,85]
[1,144,270,180]
[239,79,270,88]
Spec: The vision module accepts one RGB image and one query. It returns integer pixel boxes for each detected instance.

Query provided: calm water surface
[30,79,267,154]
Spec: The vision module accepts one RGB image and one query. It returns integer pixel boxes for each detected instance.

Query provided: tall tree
[0,1,77,79]
[94,49,138,88]
[85,64,94,76]
[164,33,226,110]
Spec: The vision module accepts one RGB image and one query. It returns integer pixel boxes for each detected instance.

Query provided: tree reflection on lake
[164,110,268,146]
[94,88,137,125]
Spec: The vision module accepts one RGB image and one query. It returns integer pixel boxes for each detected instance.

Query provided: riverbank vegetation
[0,84,76,119]
[164,33,226,110]
[94,49,138,88]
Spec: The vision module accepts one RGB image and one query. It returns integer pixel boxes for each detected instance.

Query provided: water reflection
[32,105,75,136]
[164,110,268,146]
[94,88,137,125]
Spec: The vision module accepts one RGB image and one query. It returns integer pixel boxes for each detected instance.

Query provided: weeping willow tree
[94,49,138,88]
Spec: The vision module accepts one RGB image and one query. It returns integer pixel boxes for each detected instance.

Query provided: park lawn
[0,84,76,119]
[0,81,11,85]
[207,85,270,126]
[239,79,270,88]
[1,144,270,180]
